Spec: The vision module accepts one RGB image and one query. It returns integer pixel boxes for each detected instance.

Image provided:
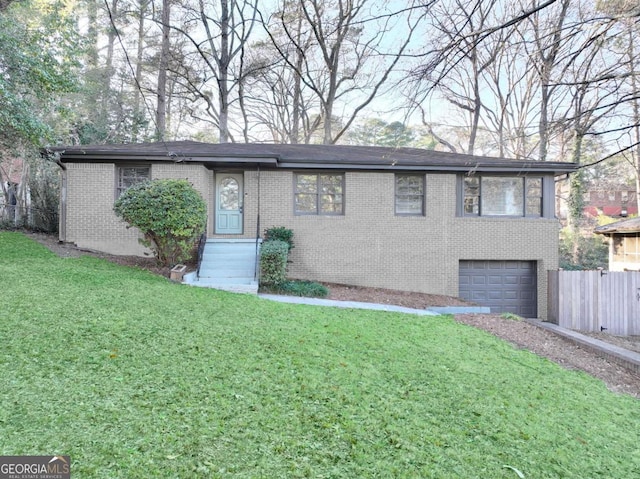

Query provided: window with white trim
[294,173,344,215]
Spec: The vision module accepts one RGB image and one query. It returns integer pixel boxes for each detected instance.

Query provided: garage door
[459,260,537,317]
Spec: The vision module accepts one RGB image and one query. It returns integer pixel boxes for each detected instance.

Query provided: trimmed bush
[259,280,329,298]
[114,179,207,266]
[264,226,294,251]
[259,240,289,286]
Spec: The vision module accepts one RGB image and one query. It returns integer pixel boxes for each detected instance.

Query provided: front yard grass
[1,231,639,478]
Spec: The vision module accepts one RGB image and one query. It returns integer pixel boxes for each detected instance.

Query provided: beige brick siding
[64,162,212,255]
[250,171,557,319]
[64,164,559,318]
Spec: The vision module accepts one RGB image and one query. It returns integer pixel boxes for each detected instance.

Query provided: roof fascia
[276,161,576,175]
[54,149,576,175]
[59,154,279,166]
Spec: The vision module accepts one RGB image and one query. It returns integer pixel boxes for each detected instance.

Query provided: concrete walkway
[258,294,439,316]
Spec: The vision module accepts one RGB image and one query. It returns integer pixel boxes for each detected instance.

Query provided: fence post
[547,270,559,324]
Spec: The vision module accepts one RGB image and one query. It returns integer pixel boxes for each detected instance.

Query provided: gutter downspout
[57,161,67,243]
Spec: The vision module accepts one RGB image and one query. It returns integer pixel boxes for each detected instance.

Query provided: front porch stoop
[183,239,260,294]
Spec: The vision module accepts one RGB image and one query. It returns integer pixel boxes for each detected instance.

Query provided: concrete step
[204,245,258,253]
[200,257,256,267]
[202,252,256,262]
[196,277,255,285]
[192,239,261,294]
[205,240,259,251]
[198,268,256,279]
[182,272,258,294]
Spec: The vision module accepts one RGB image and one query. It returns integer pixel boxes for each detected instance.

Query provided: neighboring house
[594,217,640,271]
[583,189,638,218]
[46,141,576,318]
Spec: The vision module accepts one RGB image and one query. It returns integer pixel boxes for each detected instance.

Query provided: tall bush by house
[114,179,206,266]
[264,226,294,251]
[259,240,289,286]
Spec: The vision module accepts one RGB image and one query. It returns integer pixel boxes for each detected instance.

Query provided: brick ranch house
[45,141,576,318]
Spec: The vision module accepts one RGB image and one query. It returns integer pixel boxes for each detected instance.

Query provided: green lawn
[1,232,639,478]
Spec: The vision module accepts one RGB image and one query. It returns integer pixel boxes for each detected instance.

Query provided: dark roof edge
[276,161,574,174]
[54,154,279,164]
[43,143,577,175]
[54,156,575,174]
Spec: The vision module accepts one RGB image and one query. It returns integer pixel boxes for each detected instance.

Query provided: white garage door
[459,260,537,317]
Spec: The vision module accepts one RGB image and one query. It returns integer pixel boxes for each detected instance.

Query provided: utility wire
[576,140,640,170]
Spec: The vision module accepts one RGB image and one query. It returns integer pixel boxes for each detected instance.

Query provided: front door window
[215,173,243,234]
[220,177,239,210]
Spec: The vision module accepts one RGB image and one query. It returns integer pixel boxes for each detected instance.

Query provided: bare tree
[131,0,150,142]
[407,0,640,166]
[241,1,321,143]
[421,0,501,155]
[168,0,259,143]
[155,0,170,140]
[264,0,425,144]
[519,0,571,161]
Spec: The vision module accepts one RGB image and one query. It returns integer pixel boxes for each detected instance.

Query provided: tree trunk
[468,46,481,155]
[628,26,640,209]
[290,11,304,144]
[156,0,170,141]
[132,0,147,142]
[537,0,569,161]
[218,0,230,143]
[86,0,99,68]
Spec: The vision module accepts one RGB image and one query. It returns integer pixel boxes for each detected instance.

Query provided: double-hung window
[294,173,344,215]
[395,174,425,216]
[116,166,150,199]
[463,176,542,217]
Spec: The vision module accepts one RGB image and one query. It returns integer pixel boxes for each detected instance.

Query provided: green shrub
[559,228,608,270]
[114,179,207,266]
[500,312,522,321]
[260,280,329,298]
[259,240,289,285]
[264,226,294,251]
[280,280,328,297]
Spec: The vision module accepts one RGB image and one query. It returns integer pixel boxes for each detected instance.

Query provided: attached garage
[459,260,537,317]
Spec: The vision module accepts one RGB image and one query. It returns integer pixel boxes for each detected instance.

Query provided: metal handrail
[254,165,262,282]
[196,232,207,278]
[254,216,261,282]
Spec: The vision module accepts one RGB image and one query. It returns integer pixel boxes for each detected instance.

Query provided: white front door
[215,173,243,234]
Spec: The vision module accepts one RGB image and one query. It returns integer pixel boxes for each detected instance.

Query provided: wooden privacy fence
[548,270,640,336]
